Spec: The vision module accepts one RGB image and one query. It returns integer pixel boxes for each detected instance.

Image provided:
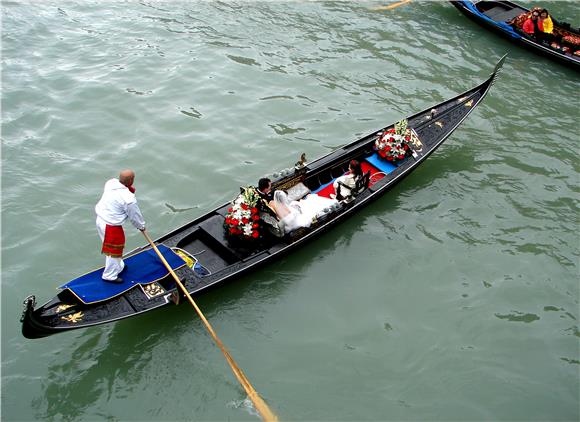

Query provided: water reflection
[495,311,540,323]
[30,222,365,420]
[32,308,191,420]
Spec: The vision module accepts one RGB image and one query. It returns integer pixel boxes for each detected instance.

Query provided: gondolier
[95,169,146,283]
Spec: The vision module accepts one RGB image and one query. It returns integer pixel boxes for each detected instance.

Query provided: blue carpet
[365,152,399,174]
[60,244,186,304]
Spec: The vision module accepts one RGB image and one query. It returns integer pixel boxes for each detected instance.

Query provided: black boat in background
[450,1,580,69]
[21,56,506,339]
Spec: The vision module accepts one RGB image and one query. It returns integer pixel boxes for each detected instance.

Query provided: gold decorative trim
[56,304,74,313]
[465,99,473,107]
[409,129,423,152]
[273,175,303,191]
[142,282,165,299]
[435,121,444,128]
[61,311,83,323]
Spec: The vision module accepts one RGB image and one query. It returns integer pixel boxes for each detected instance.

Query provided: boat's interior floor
[483,7,523,23]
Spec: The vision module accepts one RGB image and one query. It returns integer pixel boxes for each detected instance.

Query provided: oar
[373,0,412,11]
[142,230,278,422]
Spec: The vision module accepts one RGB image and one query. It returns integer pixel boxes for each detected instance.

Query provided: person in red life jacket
[522,10,542,38]
[95,169,146,283]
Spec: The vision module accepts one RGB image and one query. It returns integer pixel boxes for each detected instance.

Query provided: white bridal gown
[280,194,338,233]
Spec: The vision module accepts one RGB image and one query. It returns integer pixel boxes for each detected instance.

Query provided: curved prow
[478,53,507,101]
[491,53,508,83]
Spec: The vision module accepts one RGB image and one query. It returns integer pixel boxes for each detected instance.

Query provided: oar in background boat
[373,0,412,11]
[142,230,279,422]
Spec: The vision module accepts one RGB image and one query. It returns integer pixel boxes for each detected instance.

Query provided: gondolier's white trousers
[96,216,125,281]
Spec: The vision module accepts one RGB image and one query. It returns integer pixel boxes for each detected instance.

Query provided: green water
[2,1,579,420]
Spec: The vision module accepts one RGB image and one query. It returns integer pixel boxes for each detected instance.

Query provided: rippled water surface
[2,1,579,420]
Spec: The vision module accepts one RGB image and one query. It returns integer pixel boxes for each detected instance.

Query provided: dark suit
[255,189,277,220]
[257,189,273,203]
[254,188,282,238]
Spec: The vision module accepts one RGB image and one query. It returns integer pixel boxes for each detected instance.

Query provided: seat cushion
[366,152,398,174]
[286,182,311,201]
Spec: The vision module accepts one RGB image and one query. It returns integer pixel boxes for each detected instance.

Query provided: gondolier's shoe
[103,277,123,284]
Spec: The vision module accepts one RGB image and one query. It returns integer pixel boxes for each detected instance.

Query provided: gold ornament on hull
[61,311,84,323]
[56,304,75,313]
[142,282,166,299]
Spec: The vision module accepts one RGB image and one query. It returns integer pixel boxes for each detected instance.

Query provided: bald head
[119,169,135,187]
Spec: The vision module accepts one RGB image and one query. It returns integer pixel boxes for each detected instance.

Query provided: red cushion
[316,181,336,198]
[361,161,384,186]
[315,161,384,198]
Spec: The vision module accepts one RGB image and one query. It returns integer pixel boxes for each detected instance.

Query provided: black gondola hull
[450,1,580,69]
[21,56,506,339]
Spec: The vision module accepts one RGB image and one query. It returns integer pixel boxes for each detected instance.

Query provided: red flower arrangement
[374,119,411,163]
[224,187,262,240]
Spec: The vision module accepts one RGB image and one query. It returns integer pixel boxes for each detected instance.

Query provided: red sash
[101,225,125,258]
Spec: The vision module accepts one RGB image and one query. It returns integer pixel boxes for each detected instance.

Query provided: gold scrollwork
[274,176,302,191]
[143,282,165,299]
[435,121,444,128]
[409,129,423,151]
[61,311,83,323]
[56,304,75,313]
[464,99,473,107]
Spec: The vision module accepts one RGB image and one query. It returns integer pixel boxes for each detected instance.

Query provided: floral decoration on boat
[374,119,412,163]
[225,187,261,239]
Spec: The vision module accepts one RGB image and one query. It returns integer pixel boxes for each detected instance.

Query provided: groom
[255,178,283,237]
[256,178,277,216]
[257,178,273,202]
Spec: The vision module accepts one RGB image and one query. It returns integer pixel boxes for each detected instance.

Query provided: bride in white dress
[271,190,338,234]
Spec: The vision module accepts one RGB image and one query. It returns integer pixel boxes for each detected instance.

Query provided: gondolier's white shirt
[95,178,146,230]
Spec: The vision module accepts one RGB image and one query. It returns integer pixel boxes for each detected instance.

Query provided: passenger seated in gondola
[539,9,554,36]
[331,160,363,201]
[254,177,277,217]
[270,190,338,234]
[253,177,283,237]
[256,177,274,202]
[270,191,310,233]
[522,10,542,38]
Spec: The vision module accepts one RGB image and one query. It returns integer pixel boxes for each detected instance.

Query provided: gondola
[450,1,580,69]
[21,56,506,339]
